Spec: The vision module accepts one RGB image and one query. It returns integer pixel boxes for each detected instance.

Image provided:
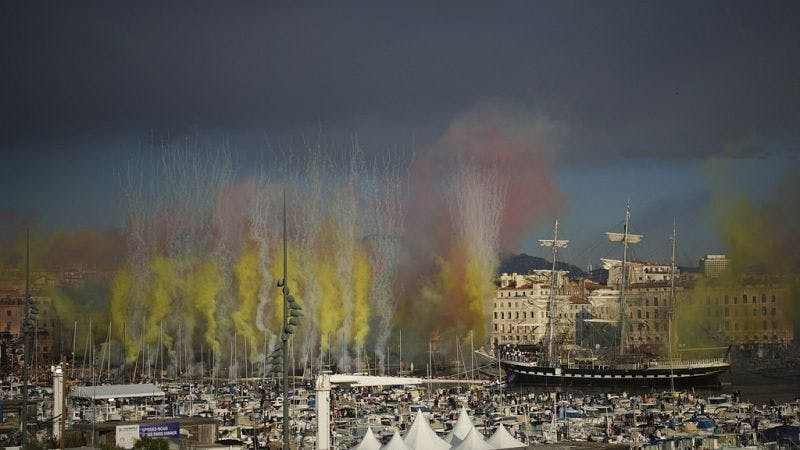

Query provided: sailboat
[498,204,731,387]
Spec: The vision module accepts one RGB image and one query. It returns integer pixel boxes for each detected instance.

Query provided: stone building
[691,275,795,345]
[0,295,58,369]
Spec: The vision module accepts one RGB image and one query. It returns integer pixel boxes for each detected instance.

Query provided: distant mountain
[498,253,585,278]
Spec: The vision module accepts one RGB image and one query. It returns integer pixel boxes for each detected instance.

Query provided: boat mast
[21,229,30,447]
[668,219,677,394]
[539,219,569,367]
[606,201,642,357]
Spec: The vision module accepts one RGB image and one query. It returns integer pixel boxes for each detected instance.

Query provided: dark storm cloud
[2,0,799,159]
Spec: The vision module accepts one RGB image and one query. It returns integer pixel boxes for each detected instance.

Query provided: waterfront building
[700,254,729,278]
[692,275,795,345]
[0,295,58,368]
[602,258,678,286]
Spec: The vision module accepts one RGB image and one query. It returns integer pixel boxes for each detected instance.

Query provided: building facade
[692,276,794,345]
[700,255,729,278]
[0,295,58,369]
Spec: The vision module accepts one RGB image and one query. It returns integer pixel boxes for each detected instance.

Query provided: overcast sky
[2,1,799,267]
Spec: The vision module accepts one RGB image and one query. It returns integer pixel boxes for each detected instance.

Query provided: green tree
[133,436,170,450]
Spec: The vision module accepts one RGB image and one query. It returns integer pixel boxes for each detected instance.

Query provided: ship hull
[503,360,730,388]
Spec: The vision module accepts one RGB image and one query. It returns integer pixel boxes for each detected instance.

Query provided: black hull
[503,360,730,388]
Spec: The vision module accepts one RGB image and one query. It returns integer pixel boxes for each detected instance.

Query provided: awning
[70,383,165,400]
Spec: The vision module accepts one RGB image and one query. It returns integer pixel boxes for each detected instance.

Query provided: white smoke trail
[367,154,406,374]
[450,162,506,344]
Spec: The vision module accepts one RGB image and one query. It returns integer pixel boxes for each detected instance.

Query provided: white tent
[486,424,526,450]
[451,428,495,450]
[381,432,410,450]
[350,426,382,450]
[403,410,450,450]
[444,406,476,446]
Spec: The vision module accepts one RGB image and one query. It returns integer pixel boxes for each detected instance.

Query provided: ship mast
[606,202,642,356]
[539,219,569,367]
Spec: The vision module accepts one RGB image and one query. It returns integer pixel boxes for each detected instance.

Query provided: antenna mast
[539,219,569,366]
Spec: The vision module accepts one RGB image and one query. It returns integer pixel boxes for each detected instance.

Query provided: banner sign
[115,425,140,449]
[139,421,180,439]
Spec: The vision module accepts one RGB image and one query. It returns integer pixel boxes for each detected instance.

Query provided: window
[5,310,9,317]
[761,294,767,303]
[771,308,776,316]
[645,299,649,306]
[646,311,650,319]
[762,307,767,315]
[724,295,729,304]
[752,296,757,303]
[771,295,776,303]
[637,310,642,319]
[494,324,498,331]
[743,295,748,304]
[734,296,738,304]
[494,312,497,319]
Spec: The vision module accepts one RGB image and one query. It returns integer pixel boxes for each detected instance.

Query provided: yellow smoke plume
[350,247,372,345]
[144,255,180,347]
[109,268,137,362]
[316,246,342,350]
[462,248,493,344]
[232,242,262,362]
[186,258,223,352]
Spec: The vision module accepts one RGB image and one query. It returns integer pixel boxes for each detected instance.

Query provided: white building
[700,254,729,278]
[602,259,678,286]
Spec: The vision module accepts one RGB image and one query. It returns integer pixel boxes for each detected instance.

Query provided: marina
[1,366,799,449]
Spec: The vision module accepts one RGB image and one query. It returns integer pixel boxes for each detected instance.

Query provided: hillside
[498,253,585,278]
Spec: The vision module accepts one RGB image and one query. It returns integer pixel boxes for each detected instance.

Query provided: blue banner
[139,422,179,439]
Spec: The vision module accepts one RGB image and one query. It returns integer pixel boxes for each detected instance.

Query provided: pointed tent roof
[486,424,526,450]
[444,406,476,445]
[451,428,495,450]
[350,426,382,450]
[381,432,410,450]
[403,410,450,450]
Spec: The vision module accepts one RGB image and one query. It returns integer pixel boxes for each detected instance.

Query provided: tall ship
[493,204,731,387]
